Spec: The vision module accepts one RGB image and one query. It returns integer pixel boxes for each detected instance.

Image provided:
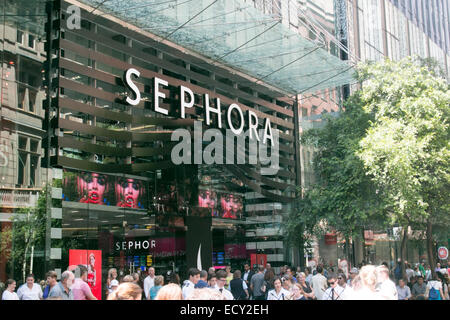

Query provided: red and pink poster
[69,249,102,300]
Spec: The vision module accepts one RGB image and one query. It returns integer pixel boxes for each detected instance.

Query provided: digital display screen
[198,190,243,219]
[63,170,148,209]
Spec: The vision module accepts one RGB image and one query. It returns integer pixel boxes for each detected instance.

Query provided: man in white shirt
[143,267,155,300]
[215,269,234,300]
[182,268,201,299]
[17,274,43,300]
[405,263,415,283]
[323,274,346,300]
[375,265,398,300]
[311,266,328,300]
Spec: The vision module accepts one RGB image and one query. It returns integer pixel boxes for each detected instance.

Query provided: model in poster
[116,177,145,208]
[87,253,97,291]
[221,194,237,219]
[77,172,109,204]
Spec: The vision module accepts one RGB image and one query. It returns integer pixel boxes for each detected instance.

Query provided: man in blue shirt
[195,270,209,288]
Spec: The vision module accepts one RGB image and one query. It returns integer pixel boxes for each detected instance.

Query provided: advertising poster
[69,249,102,300]
[63,170,148,209]
[198,190,243,219]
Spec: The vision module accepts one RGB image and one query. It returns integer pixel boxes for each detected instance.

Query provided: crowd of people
[1,259,449,300]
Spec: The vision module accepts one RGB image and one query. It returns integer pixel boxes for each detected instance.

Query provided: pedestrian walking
[194,270,209,289]
[43,271,58,299]
[48,270,74,300]
[250,265,266,300]
[17,274,43,300]
[396,279,411,300]
[311,266,327,300]
[297,272,315,300]
[107,282,142,300]
[2,279,19,300]
[155,283,183,300]
[149,275,164,300]
[182,268,200,299]
[143,267,155,300]
[72,265,97,300]
[267,277,290,300]
[215,270,234,300]
[229,270,249,300]
[411,276,427,300]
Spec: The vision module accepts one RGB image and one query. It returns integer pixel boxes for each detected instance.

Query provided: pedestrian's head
[225,265,231,274]
[74,265,88,281]
[216,270,227,289]
[282,277,292,290]
[375,265,390,282]
[273,277,282,291]
[155,283,183,300]
[187,288,223,300]
[26,274,35,286]
[154,275,164,287]
[360,265,377,291]
[207,273,217,288]
[233,270,241,279]
[6,279,16,291]
[244,264,250,271]
[305,267,311,275]
[398,279,405,287]
[188,268,201,284]
[258,265,264,273]
[436,262,441,268]
[327,274,337,288]
[148,267,155,277]
[199,270,208,281]
[316,266,323,274]
[108,268,117,280]
[132,273,140,283]
[122,275,134,282]
[417,276,424,284]
[286,266,293,275]
[337,273,347,287]
[169,272,180,285]
[46,271,58,286]
[298,272,306,283]
[208,267,216,275]
[61,270,75,289]
[107,282,142,300]
[266,263,271,270]
[291,283,303,298]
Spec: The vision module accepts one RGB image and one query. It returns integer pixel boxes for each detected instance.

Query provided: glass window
[17,30,24,44]
[28,34,35,48]
[18,136,28,150]
[18,151,27,185]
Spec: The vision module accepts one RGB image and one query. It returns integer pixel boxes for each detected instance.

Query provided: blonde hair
[154,275,164,286]
[107,283,142,300]
[186,288,223,300]
[108,268,117,280]
[155,283,183,300]
[359,265,377,290]
[122,275,134,283]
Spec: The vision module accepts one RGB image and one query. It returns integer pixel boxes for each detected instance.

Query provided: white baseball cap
[110,279,119,287]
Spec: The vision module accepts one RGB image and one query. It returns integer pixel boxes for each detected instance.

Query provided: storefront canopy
[79,0,355,95]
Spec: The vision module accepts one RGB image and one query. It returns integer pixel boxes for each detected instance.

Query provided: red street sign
[438,247,448,260]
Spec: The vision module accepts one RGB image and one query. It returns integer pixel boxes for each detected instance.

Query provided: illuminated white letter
[204,94,222,128]
[154,77,169,115]
[180,85,194,118]
[124,68,141,106]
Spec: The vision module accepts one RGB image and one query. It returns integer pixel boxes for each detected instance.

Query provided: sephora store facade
[0,0,354,297]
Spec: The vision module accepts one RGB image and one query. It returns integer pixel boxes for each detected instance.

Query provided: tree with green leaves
[0,186,48,283]
[286,94,387,264]
[357,57,449,277]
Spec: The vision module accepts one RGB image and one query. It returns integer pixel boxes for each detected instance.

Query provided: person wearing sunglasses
[323,274,345,300]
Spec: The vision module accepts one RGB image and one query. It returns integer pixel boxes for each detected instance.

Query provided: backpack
[428,286,440,300]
